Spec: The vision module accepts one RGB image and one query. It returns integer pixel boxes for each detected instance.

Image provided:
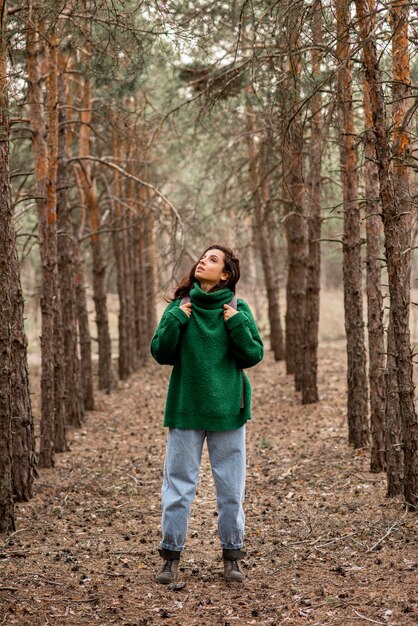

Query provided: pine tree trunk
[385,317,404,496]
[144,188,157,342]
[355,0,418,509]
[126,163,138,371]
[132,118,149,364]
[255,209,283,360]
[245,100,283,360]
[72,234,95,410]
[47,35,67,454]
[302,4,323,405]
[266,229,285,360]
[112,124,130,380]
[10,236,36,499]
[11,300,36,501]
[76,70,114,393]
[132,134,149,365]
[336,0,369,448]
[125,128,139,373]
[363,76,386,472]
[9,66,36,498]
[281,20,308,388]
[266,221,285,361]
[0,0,16,530]
[57,57,83,427]
[90,204,115,392]
[260,134,284,361]
[247,236,263,324]
[26,21,58,467]
[389,0,418,507]
[133,199,148,364]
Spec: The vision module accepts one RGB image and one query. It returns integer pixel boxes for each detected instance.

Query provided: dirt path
[1,347,417,625]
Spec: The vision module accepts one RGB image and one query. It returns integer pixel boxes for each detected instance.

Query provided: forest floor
[1,343,418,626]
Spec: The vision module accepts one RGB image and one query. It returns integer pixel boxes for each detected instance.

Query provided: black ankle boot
[222,548,246,583]
[155,548,181,585]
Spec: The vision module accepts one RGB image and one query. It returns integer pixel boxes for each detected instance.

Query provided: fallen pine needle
[366,512,407,553]
[352,608,389,625]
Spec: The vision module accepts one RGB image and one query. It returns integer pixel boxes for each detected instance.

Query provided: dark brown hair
[171,244,240,301]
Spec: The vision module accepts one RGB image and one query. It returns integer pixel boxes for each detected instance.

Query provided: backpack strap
[229,295,238,310]
[180,295,238,308]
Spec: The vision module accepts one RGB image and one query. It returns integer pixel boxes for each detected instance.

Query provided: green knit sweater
[150,282,264,431]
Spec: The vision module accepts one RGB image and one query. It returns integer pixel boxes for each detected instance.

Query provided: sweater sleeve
[150,300,189,365]
[225,299,264,369]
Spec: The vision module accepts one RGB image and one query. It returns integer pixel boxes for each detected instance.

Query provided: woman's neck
[198,280,216,292]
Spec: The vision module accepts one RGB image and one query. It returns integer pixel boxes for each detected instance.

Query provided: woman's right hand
[180,302,192,318]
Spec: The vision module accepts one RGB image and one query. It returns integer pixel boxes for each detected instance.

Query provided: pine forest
[0,1,417,624]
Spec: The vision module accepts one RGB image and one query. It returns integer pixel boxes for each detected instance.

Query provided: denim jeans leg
[207,426,246,550]
[160,428,205,552]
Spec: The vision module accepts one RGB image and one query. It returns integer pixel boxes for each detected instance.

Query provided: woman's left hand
[223,304,238,321]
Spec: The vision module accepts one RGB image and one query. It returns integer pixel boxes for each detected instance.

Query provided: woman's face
[194,248,229,288]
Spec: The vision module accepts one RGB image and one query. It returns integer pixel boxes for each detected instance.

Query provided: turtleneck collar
[189,281,234,309]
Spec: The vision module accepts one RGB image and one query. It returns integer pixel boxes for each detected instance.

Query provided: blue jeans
[160,426,246,552]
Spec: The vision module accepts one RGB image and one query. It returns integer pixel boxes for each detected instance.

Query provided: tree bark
[126,148,139,371]
[8,43,36,499]
[47,34,67,454]
[245,96,283,361]
[111,121,131,380]
[0,0,16,531]
[389,0,417,506]
[302,2,323,405]
[75,67,114,393]
[385,317,404,496]
[73,233,95,410]
[26,19,59,467]
[363,69,386,472]
[335,0,369,448]
[57,55,83,428]
[281,15,308,389]
[355,0,418,509]
[133,182,149,365]
[144,186,157,342]
[260,132,284,361]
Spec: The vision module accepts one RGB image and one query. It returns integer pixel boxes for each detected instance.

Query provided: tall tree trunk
[73,233,95,410]
[75,68,114,393]
[111,122,130,380]
[11,285,36,501]
[133,132,150,364]
[144,184,157,342]
[57,55,83,427]
[89,187,114,392]
[126,149,139,371]
[26,20,59,467]
[281,14,308,389]
[363,69,386,472]
[302,2,323,405]
[133,191,149,364]
[267,230,285,361]
[260,132,284,361]
[355,0,418,509]
[0,0,15,531]
[67,66,94,410]
[245,98,283,360]
[335,0,369,448]
[9,40,36,499]
[385,317,404,496]
[47,34,67,454]
[389,0,417,507]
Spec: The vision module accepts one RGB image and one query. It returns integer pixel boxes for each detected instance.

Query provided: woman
[150,244,263,584]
